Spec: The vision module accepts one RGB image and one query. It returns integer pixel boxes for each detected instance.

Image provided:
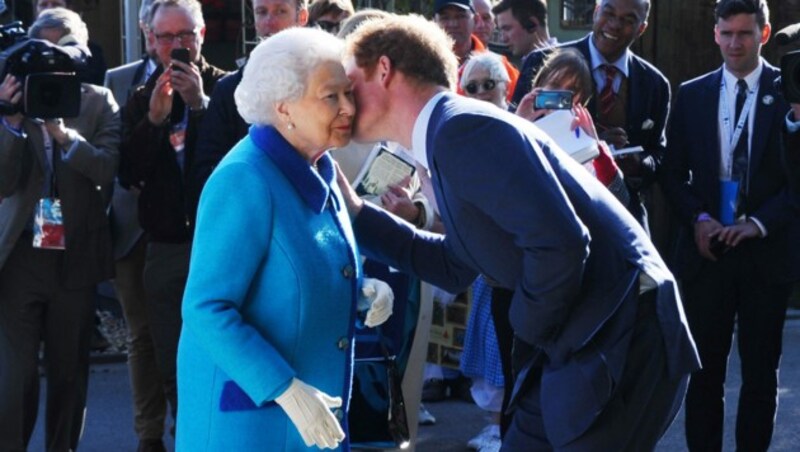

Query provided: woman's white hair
[459,52,509,91]
[236,27,345,126]
[29,7,89,46]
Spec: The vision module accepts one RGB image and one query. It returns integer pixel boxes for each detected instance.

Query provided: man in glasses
[308,0,353,35]
[188,0,309,218]
[118,0,226,436]
[433,0,519,102]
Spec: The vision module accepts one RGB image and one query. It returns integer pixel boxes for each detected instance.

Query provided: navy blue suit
[512,36,670,231]
[355,93,699,450]
[661,62,800,451]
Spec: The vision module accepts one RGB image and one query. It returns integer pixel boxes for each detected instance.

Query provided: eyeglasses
[315,20,340,34]
[465,79,498,94]
[153,29,198,46]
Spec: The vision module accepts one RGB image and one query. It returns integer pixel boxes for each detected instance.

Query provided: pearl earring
[287,122,295,130]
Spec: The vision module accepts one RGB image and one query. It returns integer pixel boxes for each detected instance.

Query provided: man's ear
[377,55,393,88]
[636,20,648,39]
[298,8,309,27]
[760,22,772,45]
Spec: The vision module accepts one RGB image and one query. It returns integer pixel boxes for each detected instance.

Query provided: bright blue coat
[176,126,360,451]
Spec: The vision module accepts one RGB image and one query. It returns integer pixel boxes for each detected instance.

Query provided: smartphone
[534,90,574,110]
[170,48,190,72]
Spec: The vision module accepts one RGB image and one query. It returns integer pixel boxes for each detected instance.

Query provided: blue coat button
[341,264,354,279]
[337,337,349,350]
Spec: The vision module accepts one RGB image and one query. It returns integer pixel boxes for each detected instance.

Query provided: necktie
[731,79,749,194]
[598,65,618,116]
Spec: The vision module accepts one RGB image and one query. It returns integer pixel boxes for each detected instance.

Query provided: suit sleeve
[187,73,242,221]
[660,84,705,225]
[0,125,26,197]
[435,116,590,346]
[118,87,169,189]
[353,202,478,293]
[61,88,121,186]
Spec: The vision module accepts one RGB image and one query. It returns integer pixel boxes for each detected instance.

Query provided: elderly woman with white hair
[176,27,393,451]
[460,52,511,110]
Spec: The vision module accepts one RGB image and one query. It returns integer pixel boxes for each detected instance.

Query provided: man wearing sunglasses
[433,0,520,103]
[118,0,227,434]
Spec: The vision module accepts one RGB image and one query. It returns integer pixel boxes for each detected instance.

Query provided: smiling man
[510,0,668,239]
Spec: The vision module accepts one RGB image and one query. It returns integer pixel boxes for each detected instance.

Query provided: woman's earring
[287,122,295,130]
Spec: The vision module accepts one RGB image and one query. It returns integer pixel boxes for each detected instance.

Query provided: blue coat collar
[249,125,336,214]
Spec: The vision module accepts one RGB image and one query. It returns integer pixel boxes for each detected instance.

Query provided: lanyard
[720,79,755,177]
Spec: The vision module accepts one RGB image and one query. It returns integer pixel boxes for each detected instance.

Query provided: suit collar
[750,61,780,174]
[586,32,631,78]
[249,125,336,214]
[412,91,448,171]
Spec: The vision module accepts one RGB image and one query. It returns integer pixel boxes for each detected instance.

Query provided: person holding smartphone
[118,0,227,433]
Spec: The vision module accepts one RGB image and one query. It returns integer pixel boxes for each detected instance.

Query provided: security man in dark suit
[661,1,800,450]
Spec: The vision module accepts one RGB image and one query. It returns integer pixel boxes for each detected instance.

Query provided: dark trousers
[0,235,95,452]
[490,287,515,437]
[113,237,168,441]
[501,293,688,451]
[683,247,790,452]
[143,241,191,426]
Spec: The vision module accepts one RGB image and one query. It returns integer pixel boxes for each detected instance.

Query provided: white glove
[359,277,394,327]
[275,378,345,449]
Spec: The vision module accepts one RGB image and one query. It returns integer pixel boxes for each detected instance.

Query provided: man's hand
[598,126,628,149]
[43,118,70,146]
[148,71,173,125]
[334,161,363,217]
[694,216,724,261]
[0,74,24,128]
[380,177,416,221]
[716,219,761,247]
[792,103,800,122]
[170,60,205,110]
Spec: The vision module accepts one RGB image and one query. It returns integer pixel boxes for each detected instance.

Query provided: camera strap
[39,123,57,198]
[719,78,755,180]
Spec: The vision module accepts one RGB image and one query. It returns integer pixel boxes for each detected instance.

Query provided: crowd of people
[0,0,799,451]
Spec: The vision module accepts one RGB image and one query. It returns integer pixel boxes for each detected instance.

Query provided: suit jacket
[177,126,360,451]
[187,67,249,221]
[119,57,227,243]
[661,62,800,284]
[0,84,120,288]
[104,58,150,259]
[512,36,670,218]
[354,93,699,446]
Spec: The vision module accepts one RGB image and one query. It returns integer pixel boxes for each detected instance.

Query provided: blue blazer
[355,93,699,446]
[512,36,670,220]
[177,126,360,451]
[661,62,800,284]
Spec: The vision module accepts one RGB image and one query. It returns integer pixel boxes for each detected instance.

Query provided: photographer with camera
[0,7,120,451]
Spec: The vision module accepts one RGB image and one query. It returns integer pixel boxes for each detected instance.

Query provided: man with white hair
[0,7,120,450]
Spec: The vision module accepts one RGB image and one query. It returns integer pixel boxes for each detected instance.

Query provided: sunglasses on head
[465,79,497,95]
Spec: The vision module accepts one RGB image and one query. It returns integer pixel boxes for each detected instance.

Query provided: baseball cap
[433,0,475,14]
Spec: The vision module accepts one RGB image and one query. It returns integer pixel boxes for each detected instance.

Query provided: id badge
[169,123,186,153]
[719,180,739,226]
[33,197,66,250]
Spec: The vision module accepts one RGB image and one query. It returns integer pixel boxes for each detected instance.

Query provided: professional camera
[0,21,83,118]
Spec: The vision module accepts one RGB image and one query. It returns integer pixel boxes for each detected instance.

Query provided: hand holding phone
[534,90,573,110]
[170,48,190,72]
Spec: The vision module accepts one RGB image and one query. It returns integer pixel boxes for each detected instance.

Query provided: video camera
[777,23,800,103]
[0,21,83,118]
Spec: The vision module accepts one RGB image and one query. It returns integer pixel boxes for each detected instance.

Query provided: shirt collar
[587,33,630,78]
[722,59,763,93]
[249,125,336,213]
[412,91,448,171]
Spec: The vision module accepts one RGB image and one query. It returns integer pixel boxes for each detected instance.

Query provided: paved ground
[28,310,800,451]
